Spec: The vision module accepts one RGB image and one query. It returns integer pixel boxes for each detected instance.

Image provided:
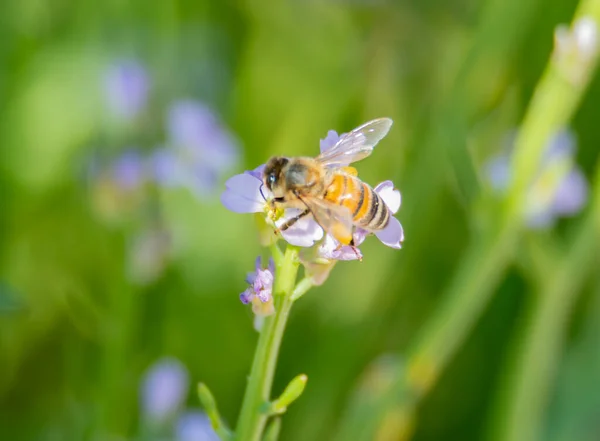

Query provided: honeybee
[263,118,393,250]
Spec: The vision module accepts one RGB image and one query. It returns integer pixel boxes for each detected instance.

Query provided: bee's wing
[300,196,355,245]
[316,118,393,169]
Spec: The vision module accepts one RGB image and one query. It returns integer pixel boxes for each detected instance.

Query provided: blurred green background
[1,1,599,441]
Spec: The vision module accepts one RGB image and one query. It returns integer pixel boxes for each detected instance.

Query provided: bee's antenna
[259,183,267,202]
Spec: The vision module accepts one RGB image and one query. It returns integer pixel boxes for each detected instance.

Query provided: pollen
[265,204,285,222]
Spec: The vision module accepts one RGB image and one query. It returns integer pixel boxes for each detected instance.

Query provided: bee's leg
[279,209,310,231]
[349,238,363,262]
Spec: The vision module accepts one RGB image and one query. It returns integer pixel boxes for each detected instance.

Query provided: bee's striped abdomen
[355,181,389,230]
[325,174,390,231]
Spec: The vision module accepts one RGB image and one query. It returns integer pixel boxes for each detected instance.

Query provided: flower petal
[374,217,404,249]
[552,168,589,215]
[113,149,145,189]
[104,60,149,119]
[257,288,271,303]
[485,154,511,192]
[268,257,275,274]
[221,173,265,213]
[544,129,576,163]
[526,209,555,229]
[151,148,182,187]
[141,357,189,421]
[353,228,369,247]
[320,130,341,153]
[225,172,261,193]
[176,411,220,441]
[221,189,264,213]
[246,164,266,180]
[190,164,218,197]
[317,235,337,258]
[167,100,218,149]
[245,270,257,285]
[277,209,324,247]
[319,235,362,261]
[240,288,253,304]
[374,180,401,214]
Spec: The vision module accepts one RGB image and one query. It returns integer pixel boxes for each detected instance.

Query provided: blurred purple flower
[485,129,589,228]
[152,100,240,197]
[240,257,276,316]
[112,149,146,189]
[176,411,220,441]
[485,154,511,193]
[104,60,150,120]
[87,149,149,223]
[141,357,189,422]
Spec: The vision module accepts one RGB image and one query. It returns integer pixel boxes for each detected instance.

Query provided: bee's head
[263,156,289,196]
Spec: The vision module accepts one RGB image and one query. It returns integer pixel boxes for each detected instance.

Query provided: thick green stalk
[291,277,313,301]
[492,203,598,441]
[335,2,600,439]
[405,0,600,398]
[235,245,300,441]
[490,0,600,438]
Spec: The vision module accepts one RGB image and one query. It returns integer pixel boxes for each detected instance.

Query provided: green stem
[262,418,282,441]
[505,0,600,224]
[491,163,600,441]
[198,383,233,440]
[235,245,300,441]
[291,277,313,301]
[335,3,600,438]
[492,209,598,441]
[269,243,284,267]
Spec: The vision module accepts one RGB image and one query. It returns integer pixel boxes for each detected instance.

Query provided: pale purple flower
[140,357,189,422]
[220,166,324,247]
[104,60,149,120]
[151,147,179,188]
[486,154,511,193]
[176,411,220,441]
[86,149,151,223]
[112,149,146,189]
[485,129,589,228]
[152,100,239,197]
[240,257,275,305]
[87,149,146,190]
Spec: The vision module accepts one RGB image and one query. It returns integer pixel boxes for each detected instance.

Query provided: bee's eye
[267,173,277,187]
